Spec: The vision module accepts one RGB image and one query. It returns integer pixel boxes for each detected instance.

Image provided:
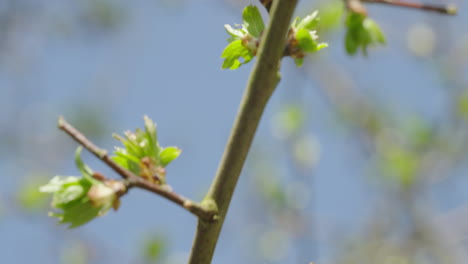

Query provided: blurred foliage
[141,234,167,263]
[82,0,124,31]
[2,0,468,263]
[17,175,50,212]
[345,13,386,55]
[272,104,305,139]
[457,92,468,119]
[60,241,90,264]
[314,0,344,33]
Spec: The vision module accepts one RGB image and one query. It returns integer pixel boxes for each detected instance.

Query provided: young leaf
[50,198,102,228]
[221,40,253,70]
[40,175,98,228]
[75,147,99,184]
[159,147,182,167]
[224,24,245,42]
[112,116,181,182]
[40,176,89,207]
[363,18,386,44]
[287,10,328,63]
[144,115,159,158]
[296,28,318,53]
[345,12,385,56]
[242,5,264,38]
[296,11,319,31]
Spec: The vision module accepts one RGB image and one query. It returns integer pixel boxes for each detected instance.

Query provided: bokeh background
[1,0,467,263]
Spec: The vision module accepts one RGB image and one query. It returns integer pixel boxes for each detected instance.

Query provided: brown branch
[57,116,218,222]
[362,0,457,15]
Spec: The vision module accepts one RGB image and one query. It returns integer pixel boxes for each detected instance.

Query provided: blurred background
[1,0,467,263]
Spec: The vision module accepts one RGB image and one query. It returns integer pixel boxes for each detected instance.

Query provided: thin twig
[57,116,217,221]
[362,0,457,15]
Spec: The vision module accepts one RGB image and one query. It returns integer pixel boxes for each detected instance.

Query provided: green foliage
[242,5,265,38]
[272,104,305,139]
[380,146,419,188]
[289,11,328,66]
[40,148,122,228]
[221,6,327,69]
[112,116,181,184]
[315,0,344,33]
[345,13,385,56]
[221,39,254,70]
[159,147,182,167]
[221,5,263,69]
[142,235,166,262]
[457,92,468,119]
[17,176,49,212]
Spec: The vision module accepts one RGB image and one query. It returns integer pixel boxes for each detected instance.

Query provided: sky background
[0,0,467,263]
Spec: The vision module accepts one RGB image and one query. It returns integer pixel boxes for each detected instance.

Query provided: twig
[362,0,457,15]
[57,116,217,222]
[187,0,299,263]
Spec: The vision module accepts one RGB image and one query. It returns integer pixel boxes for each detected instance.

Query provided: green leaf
[296,28,317,53]
[224,24,245,42]
[40,176,89,208]
[363,18,386,44]
[288,10,328,61]
[40,175,118,228]
[345,30,359,55]
[159,147,182,167]
[74,147,98,183]
[242,5,264,37]
[111,116,180,181]
[345,13,385,56]
[50,198,102,228]
[316,1,344,32]
[144,115,159,158]
[296,11,319,30]
[112,153,141,175]
[221,39,253,70]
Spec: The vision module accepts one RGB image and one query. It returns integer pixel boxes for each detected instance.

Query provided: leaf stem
[187,0,299,263]
[57,116,217,221]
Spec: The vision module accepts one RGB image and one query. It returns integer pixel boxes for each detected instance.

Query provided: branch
[188,0,299,263]
[57,116,217,222]
[362,0,457,15]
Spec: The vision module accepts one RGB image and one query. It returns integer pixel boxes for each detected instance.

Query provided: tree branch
[187,0,299,263]
[362,0,457,15]
[57,116,217,222]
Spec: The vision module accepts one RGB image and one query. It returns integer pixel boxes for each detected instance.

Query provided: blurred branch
[188,0,299,263]
[362,0,457,15]
[344,0,457,15]
[58,116,217,221]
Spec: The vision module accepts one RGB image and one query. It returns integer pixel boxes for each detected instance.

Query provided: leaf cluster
[112,116,181,184]
[288,11,328,66]
[221,5,327,69]
[40,148,122,228]
[345,12,386,55]
[41,116,181,228]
